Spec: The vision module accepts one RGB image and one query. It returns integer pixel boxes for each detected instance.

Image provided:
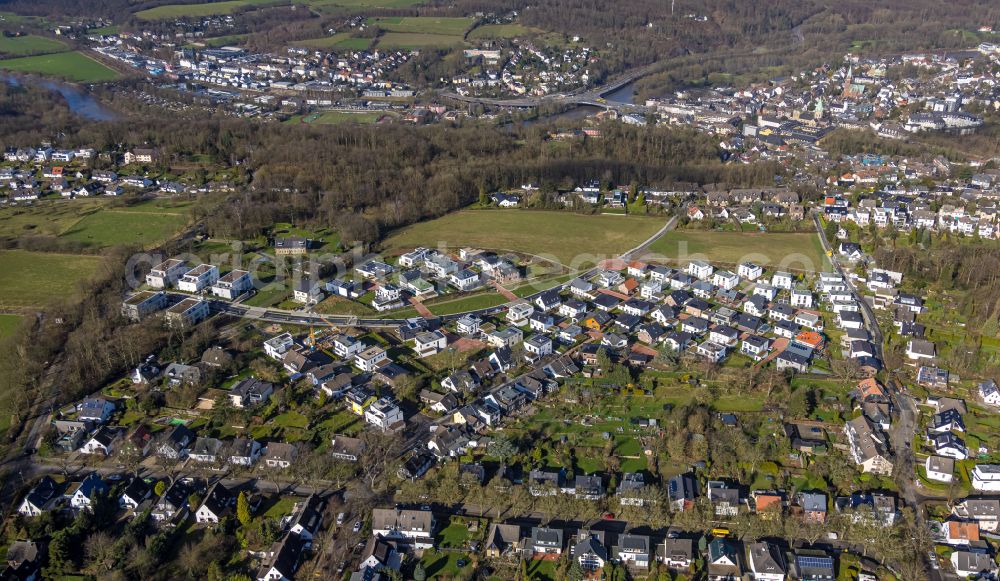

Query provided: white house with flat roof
[177,264,219,293]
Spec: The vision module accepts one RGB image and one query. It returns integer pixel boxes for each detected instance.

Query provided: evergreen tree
[236,491,251,527]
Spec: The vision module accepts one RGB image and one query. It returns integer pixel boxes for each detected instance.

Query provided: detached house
[371,508,435,549]
[229,377,274,408]
[195,482,234,524]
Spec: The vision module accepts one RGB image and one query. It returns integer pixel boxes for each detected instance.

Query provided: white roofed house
[365,398,404,432]
[264,332,295,359]
[211,269,252,300]
[449,268,480,291]
[790,288,813,308]
[687,260,714,280]
[177,264,219,293]
[412,330,447,358]
[355,346,387,372]
[925,456,954,483]
[713,270,740,290]
[146,258,188,288]
[738,262,763,280]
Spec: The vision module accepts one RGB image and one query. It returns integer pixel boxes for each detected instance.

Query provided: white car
[336,512,346,526]
[352,521,362,533]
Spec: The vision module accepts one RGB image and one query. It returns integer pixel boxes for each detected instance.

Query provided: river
[0,71,119,121]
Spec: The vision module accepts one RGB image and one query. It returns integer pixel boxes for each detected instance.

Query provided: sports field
[0,34,66,56]
[368,16,474,36]
[646,229,830,271]
[384,210,666,266]
[135,0,277,20]
[467,24,540,39]
[0,51,119,82]
[0,250,103,308]
[59,209,190,248]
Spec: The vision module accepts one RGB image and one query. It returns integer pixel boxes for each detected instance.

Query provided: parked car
[336,512,346,526]
[353,521,362,533]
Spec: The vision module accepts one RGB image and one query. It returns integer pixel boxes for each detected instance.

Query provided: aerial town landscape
[4,0,1000,580]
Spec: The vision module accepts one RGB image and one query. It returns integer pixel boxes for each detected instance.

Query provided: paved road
[812,214,883,360]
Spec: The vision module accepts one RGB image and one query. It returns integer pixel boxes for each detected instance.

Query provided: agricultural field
[383,210,666,266]
[376,32,464,50]
[467,23,542,39]
[0,250,103,308]
[0,314,22,339]
[0,199,106,240]
[367,16,474,36]
[647,229,830,272]
[0,34,66,57]
[134,0,277,20]
[0,51,120,82]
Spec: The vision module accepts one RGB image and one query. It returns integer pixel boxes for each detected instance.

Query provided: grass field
[0,314,21,339]
[306,0,424,7]
[59,209,190,248]
[296,110,386,124]
[647,229,830,272]
[0,250,103,308]
[384,210,666,266]
[424,292,507,316]
[376,32,464,49]
[295,33,356,49]
[0,51,119,82]
[199,34,249,47]
[0,34,66,57]
[135,0,277,20]
[368,16,474,36]
[468,23,541,39]
[0,199,192,249]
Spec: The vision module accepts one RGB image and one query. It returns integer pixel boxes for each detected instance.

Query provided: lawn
[59,209,190,248]
[526,559,558,581]
[468,23,541,39]
[135,0,277,20]
[0,250,103,308]
[418,549,473,579]
[0,34,67,57]
[368,16,474,36]
[646,229,830,272]
[0,51,120,82]
[376,32,464,50]
[435,517,471,548]
[384,210,666,267]
[0,314,22,339]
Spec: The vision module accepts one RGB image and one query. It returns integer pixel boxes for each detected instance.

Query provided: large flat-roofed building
[210,269,252,300]
[146,258,188,288]
[121,291,168,321]
[165,298,209,328]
